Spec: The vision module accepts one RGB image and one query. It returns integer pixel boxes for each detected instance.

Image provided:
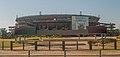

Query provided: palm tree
[108,23,115,36]
[0,28,7,38]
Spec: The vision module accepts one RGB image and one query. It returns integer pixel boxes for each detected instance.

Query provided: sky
[0,0,120,29]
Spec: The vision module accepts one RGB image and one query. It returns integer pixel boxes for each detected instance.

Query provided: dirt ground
[0,50,120,57]
[0,37,120,57]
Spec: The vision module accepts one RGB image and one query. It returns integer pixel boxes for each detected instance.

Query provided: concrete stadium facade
[15,14,107,35]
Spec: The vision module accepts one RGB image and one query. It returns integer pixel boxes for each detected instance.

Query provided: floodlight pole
[54,18,57,30]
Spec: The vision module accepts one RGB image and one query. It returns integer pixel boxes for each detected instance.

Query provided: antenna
[80,11,82,15]
[39,11,42,15]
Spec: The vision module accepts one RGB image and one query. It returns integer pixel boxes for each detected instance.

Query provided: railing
[0,40,118,51]
[0,39,120,57]
[0,50,120,57]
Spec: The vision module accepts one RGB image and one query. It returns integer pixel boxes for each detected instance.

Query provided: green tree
[0,28,7,38]
[108,23,115,36]
[78,24,85,30]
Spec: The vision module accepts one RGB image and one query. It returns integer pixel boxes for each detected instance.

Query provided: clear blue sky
[0,0,120,29]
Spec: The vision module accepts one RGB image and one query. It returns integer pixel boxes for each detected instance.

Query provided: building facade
[15,14,106,35]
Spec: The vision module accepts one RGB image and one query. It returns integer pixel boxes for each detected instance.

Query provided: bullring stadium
[15,13,107,35]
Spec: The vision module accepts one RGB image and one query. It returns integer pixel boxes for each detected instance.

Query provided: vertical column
[10,41,13,50]
[35,41,37,51]
[62,41,65,51]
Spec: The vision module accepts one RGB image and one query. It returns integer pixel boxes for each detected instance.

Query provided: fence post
[76,41,78,50]
[62,41,65,51]
[101,34,104,50]
[64,50,66,57]
[88,41,92,50]
[114,39,117,50]
[35,41,37,51]
[78,34,80,40]
[28,50,30,57]
[23,41,25,50]
[49,41,51,50]
[15,36,17,43]
[19,37,21,43]
[102,40,104,50]
[2,41,4,50]
[10,41,13,50]
[99,50,101,57]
